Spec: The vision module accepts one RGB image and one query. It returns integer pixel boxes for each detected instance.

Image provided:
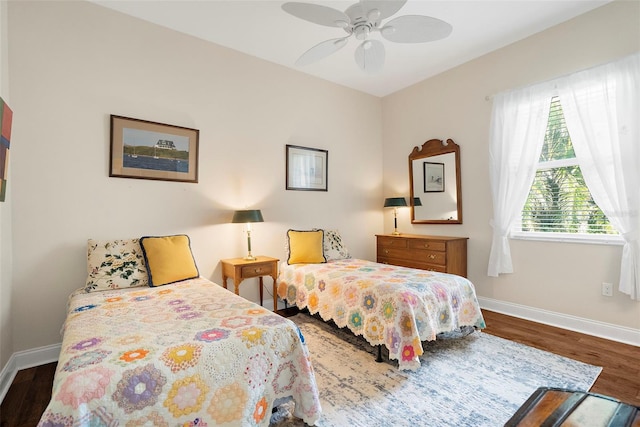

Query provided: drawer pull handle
[254,268,262,273]
[424,244,430,248]
[428,254,436,260]
[384,249,389,254]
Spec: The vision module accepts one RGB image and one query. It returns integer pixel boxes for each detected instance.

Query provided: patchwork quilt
[277,259,486,370]
[38,277,321,426]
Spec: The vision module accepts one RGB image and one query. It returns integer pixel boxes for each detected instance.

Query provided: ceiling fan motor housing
[345,3,381,40]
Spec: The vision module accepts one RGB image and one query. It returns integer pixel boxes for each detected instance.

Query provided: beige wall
[382,1,640,331]
[0,0,13,370]
[4,0,639,364]
[7,1,382,352]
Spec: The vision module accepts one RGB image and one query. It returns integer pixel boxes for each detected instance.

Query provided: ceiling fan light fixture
[363,40,372,50]
[334,19,349,28]
[354,25,370,40]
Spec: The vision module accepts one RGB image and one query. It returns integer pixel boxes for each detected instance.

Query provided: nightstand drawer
[220,256,279,309]
[241,264,274,278]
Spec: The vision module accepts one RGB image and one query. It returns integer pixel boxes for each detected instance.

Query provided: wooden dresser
[376,234,468,277]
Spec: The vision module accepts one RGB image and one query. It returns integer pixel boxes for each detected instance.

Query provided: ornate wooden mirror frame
[409,138,462,224]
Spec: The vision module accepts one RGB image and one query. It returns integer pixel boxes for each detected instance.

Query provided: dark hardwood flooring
[1,309,638,426]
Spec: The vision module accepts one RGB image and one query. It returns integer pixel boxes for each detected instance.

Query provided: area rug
[270,313,602,427]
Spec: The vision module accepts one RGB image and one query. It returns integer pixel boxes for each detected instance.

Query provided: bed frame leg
[375,345,383,363]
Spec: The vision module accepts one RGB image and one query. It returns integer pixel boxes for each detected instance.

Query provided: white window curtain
[487,82,555,277]
[558,52,640,300]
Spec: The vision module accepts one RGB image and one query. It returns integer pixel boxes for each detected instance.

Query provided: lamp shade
[232,209,264,223]
[413,197,423,207]
[384,197,407,208]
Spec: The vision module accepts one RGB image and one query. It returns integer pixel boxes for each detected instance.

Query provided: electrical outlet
[602,282,613,297]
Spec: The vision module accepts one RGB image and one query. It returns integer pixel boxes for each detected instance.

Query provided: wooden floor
[1,309,638,425]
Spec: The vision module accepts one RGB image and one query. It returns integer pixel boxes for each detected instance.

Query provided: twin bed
[38,236,321,426]
[38,230,485,425]
[276,245,485,370]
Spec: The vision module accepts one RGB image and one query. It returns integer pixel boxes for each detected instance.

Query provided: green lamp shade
[384,197,407,208]
[232,209,264,223]
[413,197,423,206]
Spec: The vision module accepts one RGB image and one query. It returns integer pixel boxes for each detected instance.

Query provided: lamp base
[244,255,257,261]
[392,230,401,236]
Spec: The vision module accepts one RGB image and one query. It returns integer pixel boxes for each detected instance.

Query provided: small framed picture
[424,162,444,192]
[110,115,199,183]
[286,145,328,191]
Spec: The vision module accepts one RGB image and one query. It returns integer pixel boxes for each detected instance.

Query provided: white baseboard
[0,343,61,404]
[478,296,640,347]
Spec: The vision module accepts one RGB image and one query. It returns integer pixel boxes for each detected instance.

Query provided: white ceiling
[90,0,611,97]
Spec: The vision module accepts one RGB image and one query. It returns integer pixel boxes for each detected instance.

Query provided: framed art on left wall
[0,97,13,202]
[110,115,199,183]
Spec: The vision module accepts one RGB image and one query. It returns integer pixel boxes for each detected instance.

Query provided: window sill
[511,232,625,246]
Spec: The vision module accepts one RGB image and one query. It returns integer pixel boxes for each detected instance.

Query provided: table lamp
[384,197,407,235]
[232,209,264,260]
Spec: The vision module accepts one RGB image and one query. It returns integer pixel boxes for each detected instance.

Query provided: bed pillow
[140,234,199,287]
[85,238,148,293]
[287,230,327,265]
[322,229,351,261]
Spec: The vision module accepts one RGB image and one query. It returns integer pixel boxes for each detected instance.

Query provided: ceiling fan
[281,0,452,73]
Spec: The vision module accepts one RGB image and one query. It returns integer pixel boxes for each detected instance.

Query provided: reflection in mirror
[409,139,462,224]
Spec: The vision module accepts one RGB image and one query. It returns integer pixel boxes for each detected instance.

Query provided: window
[513,96,620,243]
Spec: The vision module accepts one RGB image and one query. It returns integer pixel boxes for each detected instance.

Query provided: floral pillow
[84,238,148,292]
[322,229,351,261]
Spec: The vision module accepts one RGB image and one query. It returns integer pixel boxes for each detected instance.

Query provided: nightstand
[220,256,279,308]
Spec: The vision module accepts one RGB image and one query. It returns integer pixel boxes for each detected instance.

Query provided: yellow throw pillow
[287,230,326,265]
[140,235,199,287]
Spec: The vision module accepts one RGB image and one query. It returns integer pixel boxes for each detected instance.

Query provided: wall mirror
[409,138,462,224]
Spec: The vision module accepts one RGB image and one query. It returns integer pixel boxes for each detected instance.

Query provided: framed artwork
[424,161,445,192]
[110,115,199,183]
[286,144,328,191]
[0,97,13,202]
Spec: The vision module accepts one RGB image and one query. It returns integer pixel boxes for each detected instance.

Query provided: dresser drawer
[377,236,408,248]
[378,256,447,273]
[407,239,446,252]
[241,264,274,278]
[378,247,446,266]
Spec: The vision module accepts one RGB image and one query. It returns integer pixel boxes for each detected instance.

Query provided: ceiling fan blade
[354,39,385,73]
[282,2,350,28]
[381,15,452,43]
[296,37,349,66]
[361,0,407,20]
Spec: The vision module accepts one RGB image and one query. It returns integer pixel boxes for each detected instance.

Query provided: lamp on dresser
[231,209,264,260]
[384,197,407,235]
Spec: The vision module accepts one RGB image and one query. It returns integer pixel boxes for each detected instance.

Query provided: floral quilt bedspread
[38,277,321,426]
[277,259,486,371]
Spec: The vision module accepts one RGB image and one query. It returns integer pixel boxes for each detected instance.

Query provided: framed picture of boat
[109,115,199,183]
